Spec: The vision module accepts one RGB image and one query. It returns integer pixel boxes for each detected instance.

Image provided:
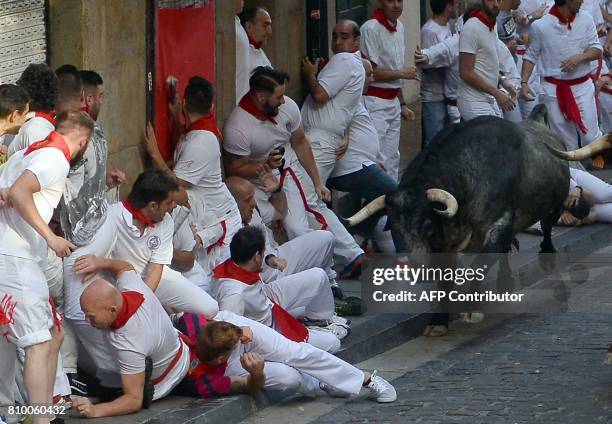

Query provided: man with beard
[300,19,365,277]
[0,111,92,424]
[223,66,331,257]
[458,0,517,120]
[521,0,603,158]
[360,0,417,181]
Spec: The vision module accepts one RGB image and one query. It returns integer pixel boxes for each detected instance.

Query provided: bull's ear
[528,104,549,127]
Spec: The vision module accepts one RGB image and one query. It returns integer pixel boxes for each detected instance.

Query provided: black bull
[346,105,610,334]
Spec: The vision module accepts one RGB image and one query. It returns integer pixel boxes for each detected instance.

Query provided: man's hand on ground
[72,396,99,418]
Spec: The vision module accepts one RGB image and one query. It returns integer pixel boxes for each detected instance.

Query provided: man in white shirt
[64,170,218,389]
[239,5,273,81]
[223,67,339,261]
[0,111,93,424]
[144,76,242,277]
[360,0,417,181]
[521,0,603,158]
[72,258,395,416]
[459,1,517,120]
[300,19,366,275]
[420,0,458,145]
[212,226,349,353]
[7,64,59,157]
[235,0,251,102]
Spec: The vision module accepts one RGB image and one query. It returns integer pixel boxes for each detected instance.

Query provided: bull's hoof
[461,311,485,324]
[423,325,448,337]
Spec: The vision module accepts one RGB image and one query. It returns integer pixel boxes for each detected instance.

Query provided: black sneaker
[142,357,155,409]
[67,373,88,397]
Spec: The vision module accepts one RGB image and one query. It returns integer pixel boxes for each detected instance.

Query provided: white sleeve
[497,40,520,86]
[459,22,480,55]
[223,124,252,157]
[420,27,440,49]
[24,150,68,189]
[318,56,354,99]
[585,13,605,51]
[423,34,460,68]
[173,214,196,251]
[284,98,302,133]
[360,25,382,66]
[111,336,146,375]
[149,218,174,265]
[523,24,542,64]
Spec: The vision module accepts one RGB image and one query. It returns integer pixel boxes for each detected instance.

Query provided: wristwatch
[527,14,533,23]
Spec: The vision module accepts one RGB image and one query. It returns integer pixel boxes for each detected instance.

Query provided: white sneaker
[330,313,350,327]
[319,381,350,398]
[308,323,350,340]
[366,370,397,403]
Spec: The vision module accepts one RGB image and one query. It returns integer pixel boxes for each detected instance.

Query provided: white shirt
[212,273,273,326]
[301,51,365,136]
[331,103,379,178]
[516,0,548,37]
[235,16,251,102]
[172,206,211,292]
[582,0,605,26]
[108,270,189,400]
[524,11,602,87]
[8,113,55,157]
[423,33,460,100]
[360,18,406,90]
[248,44,272,75]
[173,128,238,220]
[0,148,69,262]
[223,96,301,171]
[420,19,453,102]
[458,17,501,104]
[108,202,174,276]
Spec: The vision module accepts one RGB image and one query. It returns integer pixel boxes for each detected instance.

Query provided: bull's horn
[344,195,386,227]
[545,134,612,161]
[427,188,458,218]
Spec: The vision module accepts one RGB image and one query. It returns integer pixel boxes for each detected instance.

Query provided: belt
[365,86,400,100]
[544,74,591,135]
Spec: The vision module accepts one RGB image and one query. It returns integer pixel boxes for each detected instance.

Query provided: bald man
[226,172,344,301]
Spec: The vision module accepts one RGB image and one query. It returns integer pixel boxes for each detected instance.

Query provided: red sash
[469,10,496,31]
[24,131,70,164]
[122,200,156,228]
[364,86,400,100]
[206,220,227,254]
[549,5,576,30]
[372,8,397,33]
[186,114,222,140]
[239,92,278,124]
[212,259,309,343]
[544,75,591,134]
[279,167,328,231]
[110,291,145,330]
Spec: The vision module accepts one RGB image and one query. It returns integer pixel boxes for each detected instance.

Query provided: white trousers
[362,96,401,181]
[262,229,336,285]
[263,267,339,353]
[458,95,503,121]
[217,310,364,396]
[598,91,612,133]
[543,80,602,153]
[516,53,542,121]
[285,162,364,265]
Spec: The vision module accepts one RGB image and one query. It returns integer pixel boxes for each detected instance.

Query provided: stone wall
[49,0,147,195]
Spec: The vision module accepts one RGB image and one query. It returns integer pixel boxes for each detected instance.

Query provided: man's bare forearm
[373,68,405,82]
[90,393,143,418]
[521,59,536,84]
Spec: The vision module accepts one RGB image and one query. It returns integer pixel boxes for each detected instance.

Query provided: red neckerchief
[34,110,57,126]
[469,9,496,31]
[80,106,91,117]
[24,131,71,164]
[372,8,397,33]
[247,34,263,49]
[110,291,145,330]
[212,259,262,285]
[187,114,222,139]
[549,5,576,30]
[122,199,156,228]
[239,92,278,125]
